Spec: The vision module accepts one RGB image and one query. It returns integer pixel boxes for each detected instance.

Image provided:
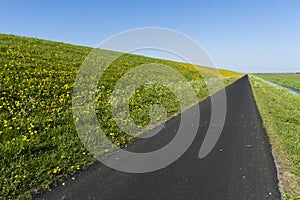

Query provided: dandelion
[109,132,115,139]
[53,167,61,174]
[22,135,27,141]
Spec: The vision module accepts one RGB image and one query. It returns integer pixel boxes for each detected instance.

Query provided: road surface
[36,76,281,200]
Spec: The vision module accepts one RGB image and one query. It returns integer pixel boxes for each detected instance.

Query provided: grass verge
[249,75,300,200]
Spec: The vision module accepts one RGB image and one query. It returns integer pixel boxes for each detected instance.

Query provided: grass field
[249,75,300,200]
[255,73,300,91]
[0,33,242,199]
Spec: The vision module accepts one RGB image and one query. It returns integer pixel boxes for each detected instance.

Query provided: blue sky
[1,0,299,73]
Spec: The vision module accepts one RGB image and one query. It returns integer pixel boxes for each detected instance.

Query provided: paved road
[36,76,281,200]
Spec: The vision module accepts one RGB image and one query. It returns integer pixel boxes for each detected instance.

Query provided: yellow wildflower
[22,135,27,141]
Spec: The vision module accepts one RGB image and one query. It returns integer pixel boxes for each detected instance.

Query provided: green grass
[0,33,243,199]
[249,75,300,200]
[255,73,300,91]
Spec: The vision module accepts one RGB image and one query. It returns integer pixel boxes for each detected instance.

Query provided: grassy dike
[0,33,242,199]
[249,75,300,200]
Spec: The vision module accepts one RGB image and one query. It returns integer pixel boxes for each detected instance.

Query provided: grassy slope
[249,75,300,200]
[0,34,242,199]
[255,74,300,91]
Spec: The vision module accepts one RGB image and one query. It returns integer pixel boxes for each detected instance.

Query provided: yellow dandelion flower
[53,167,60,174]
[22,135,27,141]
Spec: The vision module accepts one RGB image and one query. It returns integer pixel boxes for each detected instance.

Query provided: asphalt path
[36,76,281,200]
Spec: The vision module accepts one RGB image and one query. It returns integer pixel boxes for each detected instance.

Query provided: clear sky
[1,0,299,73]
